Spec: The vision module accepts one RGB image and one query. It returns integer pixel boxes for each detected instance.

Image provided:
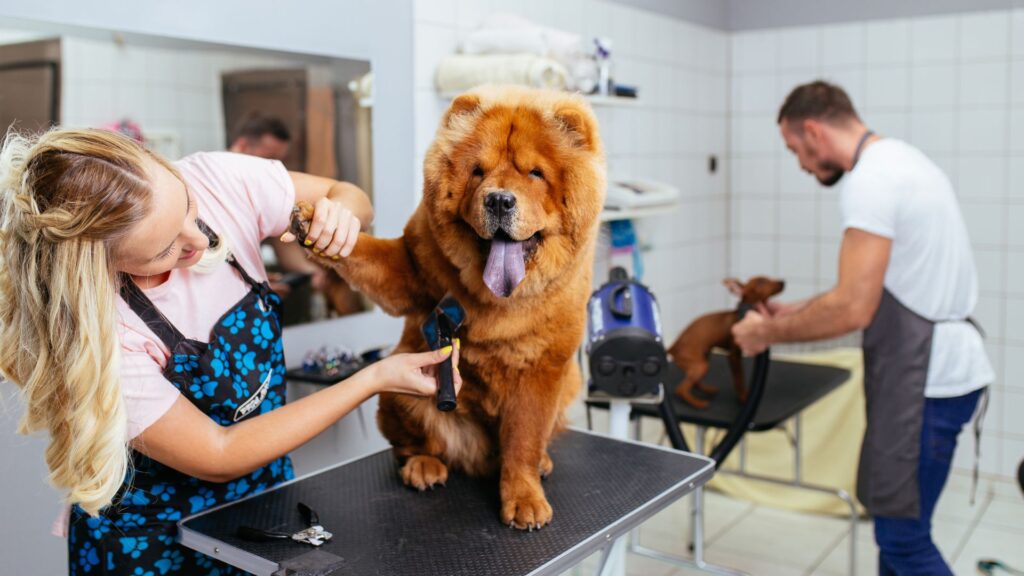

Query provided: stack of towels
[435,14,598,94]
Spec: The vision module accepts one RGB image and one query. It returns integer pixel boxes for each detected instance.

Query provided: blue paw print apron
[68,222,293,576]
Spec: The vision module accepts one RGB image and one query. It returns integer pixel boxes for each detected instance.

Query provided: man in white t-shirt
[733,80,991,576]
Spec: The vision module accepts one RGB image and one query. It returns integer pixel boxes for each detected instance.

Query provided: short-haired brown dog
[667,277,785,409]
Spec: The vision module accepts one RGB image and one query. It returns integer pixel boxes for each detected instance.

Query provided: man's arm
[733,228,891,354]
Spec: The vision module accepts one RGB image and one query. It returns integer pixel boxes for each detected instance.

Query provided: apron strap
[970,386,990,505]
[119,276,189,350]
[119,219,268,350]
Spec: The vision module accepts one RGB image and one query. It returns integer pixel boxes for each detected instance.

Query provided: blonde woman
[0,128,461,575]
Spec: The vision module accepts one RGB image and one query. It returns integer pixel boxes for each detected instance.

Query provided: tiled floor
[561,403,1023,575]
[560,473,1021,575]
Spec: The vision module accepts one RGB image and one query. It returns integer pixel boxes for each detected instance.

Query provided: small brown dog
[667,277,785,409]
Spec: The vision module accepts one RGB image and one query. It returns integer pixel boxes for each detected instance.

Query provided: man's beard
[816,161,844,187]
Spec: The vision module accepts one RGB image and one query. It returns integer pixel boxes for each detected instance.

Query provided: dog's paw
[539,451,554,479]
[288,201,316,244]
[501,490,553,531]
[399,455,449,491]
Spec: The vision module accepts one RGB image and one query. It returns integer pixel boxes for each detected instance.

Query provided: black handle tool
[421,296,466,412]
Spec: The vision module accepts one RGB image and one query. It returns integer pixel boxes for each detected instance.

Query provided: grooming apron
[68,224,292,575]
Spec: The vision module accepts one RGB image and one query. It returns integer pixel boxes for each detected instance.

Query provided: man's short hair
[235,116,291,143]
[777,80,860,127]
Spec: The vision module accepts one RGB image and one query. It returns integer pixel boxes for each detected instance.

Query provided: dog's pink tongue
[483,237,526,298]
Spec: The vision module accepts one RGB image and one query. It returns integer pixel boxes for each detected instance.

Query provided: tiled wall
[729,9,1024,479]
[59,36,337,159]
[411,0,731,339]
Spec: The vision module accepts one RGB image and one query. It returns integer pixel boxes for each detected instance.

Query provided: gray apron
[857,289,933,518]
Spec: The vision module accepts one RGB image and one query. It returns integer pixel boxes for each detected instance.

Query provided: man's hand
[732,311,772,356]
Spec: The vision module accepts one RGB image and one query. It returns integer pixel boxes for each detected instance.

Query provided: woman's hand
[280,197,360,259]
[364,341,463,397]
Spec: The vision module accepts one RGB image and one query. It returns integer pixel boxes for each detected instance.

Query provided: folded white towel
[435,54,568,94]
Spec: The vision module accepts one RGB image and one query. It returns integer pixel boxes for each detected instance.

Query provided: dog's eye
[529,168,544,179]
[472,165,484,178]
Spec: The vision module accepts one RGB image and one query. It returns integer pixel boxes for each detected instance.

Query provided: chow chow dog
[294,85,605,530]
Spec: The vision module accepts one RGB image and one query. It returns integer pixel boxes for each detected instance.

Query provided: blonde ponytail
[0,128,173,515]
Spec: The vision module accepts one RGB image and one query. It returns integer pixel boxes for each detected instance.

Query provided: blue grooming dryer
[587,267,668,401]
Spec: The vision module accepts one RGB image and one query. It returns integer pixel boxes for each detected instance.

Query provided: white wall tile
[960,62,1010,107]
[734,197,777,238]
[867,111,909,141]
[732,239,777,278]
[1010,107,1024,153]
[817,240,840,284]
[866,19,911,65]
[1008,204,1024,247]
[864,66,910,110]
[959,11,1011,61]
[909,110,957,154]
[1001,437,1023,478]
[732,73,777,114]
[1014,8,1024,58]
[778,240,817,280]
[820,22,865,68]
[1006,297,1024,342]
[958,156,1007,201]
[975,248,1005,295]
[731,115,779,154]
[817,195,843,240]
[963,202,1007,247]
[959,109,1009,154]
[910,65,957,109]
[607,3,637,58]
[775,27,819,72]
[1004,343,1024,392]
[1009,154,1024,199]
[910,15,958,63]
[1006,250,1024,297]
[975,293,1006,340]
[778,197,817,238]
[778,156,818,197]
[731,155,777,196]
[732,30,777,74]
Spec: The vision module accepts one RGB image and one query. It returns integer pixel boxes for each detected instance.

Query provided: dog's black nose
[484,192,517,218]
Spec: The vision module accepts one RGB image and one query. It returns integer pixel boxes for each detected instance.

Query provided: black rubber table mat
[588,354,851,431]
[179,429,713,576]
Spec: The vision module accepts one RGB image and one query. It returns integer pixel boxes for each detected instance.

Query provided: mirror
[0,21,374,326]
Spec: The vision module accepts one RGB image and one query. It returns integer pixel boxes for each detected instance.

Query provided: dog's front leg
[292,203,433,316]
[497,375,561,530]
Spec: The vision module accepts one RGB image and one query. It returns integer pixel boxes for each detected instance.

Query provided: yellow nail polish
[332,255,340,261]
[454,338,461,349]
[313,248,320,255]
[304,239,312,246]
[440,345,453,355]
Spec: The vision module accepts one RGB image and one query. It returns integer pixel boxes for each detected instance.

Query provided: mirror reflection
[0,23,374,326]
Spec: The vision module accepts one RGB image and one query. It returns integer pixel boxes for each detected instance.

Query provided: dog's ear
[442,93,481,129]
[722,278,744,296]
[554,104,597,150]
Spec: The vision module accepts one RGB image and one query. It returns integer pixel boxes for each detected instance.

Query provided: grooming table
[587,354,856,576]
[178,429,714,576]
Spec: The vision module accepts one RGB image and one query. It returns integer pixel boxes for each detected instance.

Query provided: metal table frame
[622,412,859,576]
[178,428,715,576]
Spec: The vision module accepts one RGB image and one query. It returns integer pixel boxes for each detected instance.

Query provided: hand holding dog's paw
[282,198,360,259]
[400,455,449,491]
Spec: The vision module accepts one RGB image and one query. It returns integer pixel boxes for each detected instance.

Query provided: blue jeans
[874,388,983,575]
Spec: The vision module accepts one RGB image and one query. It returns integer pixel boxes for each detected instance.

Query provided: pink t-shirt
[118,151,295,440]
[54,152,294,537]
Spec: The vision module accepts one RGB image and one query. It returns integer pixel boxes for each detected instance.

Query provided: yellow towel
[693,347,867,517]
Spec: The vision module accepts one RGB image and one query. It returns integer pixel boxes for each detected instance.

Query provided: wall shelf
[438,91,640,108]
[599,203,677,222]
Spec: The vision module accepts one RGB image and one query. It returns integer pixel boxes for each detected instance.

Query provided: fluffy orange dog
[295,86,605,530]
